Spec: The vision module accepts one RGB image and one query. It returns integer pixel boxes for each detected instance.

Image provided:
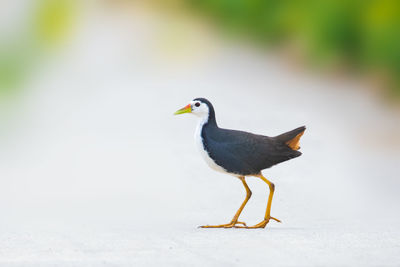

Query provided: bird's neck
[196,111,218,134]
[201,110,217,127]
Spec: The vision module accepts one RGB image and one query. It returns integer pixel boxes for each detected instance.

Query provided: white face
[190,100,209,117]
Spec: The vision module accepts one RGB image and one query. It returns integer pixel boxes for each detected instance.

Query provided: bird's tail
[275,126,306,150]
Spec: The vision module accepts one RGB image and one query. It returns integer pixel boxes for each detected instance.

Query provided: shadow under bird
[174,98,305,229]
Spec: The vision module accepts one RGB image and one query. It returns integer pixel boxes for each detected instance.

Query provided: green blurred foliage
[1,0,399,96]
[0,43,34,95]
[0,0,76,98]
[186,0,400,92]
[34,0,76,45]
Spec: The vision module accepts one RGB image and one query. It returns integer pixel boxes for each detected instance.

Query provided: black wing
[202,127,301,175]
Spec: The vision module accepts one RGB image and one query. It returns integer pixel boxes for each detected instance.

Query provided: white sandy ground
[1,2,400,266]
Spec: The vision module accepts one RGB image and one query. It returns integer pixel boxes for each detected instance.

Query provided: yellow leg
[235,174,281,229]
[200,177,251,228]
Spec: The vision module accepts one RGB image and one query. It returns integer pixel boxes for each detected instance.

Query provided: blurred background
[0,0,399,266]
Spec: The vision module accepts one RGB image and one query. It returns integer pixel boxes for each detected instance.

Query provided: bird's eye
[195,102,200,107]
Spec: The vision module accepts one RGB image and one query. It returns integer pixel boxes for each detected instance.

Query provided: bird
[174,98,305,229]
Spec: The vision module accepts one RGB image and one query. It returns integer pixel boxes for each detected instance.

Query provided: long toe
[199,221,247,228]
[234,216,281,229]
[270,216,281,223]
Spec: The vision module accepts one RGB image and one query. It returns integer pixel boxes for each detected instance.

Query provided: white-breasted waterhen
[174,98,305,229]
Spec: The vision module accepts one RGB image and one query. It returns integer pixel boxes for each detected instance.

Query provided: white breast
[194,117,228,174]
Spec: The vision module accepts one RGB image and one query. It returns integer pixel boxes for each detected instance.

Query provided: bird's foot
[234,216,281,229]
[199,221,247,228]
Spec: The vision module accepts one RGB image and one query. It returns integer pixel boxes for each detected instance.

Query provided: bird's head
[174,98,212,118]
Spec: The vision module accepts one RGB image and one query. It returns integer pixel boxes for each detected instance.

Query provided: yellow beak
[174,104,192,115]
